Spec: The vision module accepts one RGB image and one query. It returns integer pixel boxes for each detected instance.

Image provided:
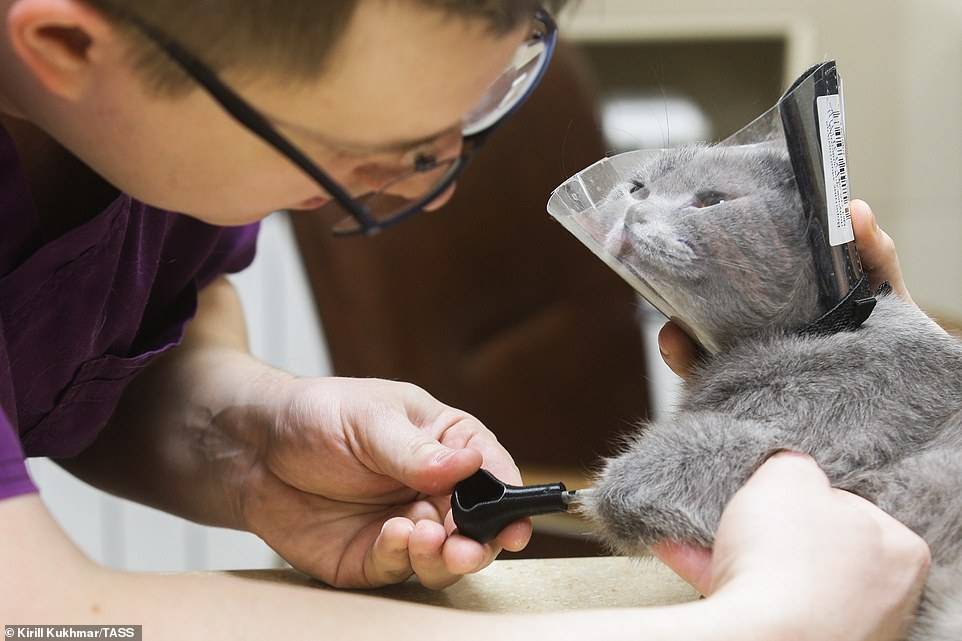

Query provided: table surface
[227,556,700,614]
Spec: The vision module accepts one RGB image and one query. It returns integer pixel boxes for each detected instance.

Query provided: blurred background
[29,0,962,571]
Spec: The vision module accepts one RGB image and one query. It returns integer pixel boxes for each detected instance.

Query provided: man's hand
[62,278,530,591]
[701,453,930,641]
[229,375,531,589]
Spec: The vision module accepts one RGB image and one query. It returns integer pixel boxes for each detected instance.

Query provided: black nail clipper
[451,469,592,543]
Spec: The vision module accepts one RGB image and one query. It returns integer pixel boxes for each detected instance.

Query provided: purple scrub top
[0,127,259,502]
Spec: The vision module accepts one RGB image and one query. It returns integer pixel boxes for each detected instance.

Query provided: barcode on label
[817,94,855,246]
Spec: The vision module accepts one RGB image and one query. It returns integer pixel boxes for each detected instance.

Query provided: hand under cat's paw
[647,452,930,641]
[711,452,930,641]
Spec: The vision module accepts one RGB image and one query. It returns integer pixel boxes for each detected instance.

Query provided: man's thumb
[371,419,483,495]
[650,541,713,595]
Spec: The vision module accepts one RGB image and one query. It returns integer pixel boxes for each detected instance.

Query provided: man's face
[32,1,530,225]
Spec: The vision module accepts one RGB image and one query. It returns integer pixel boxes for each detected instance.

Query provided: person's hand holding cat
[658,199,914,378]
[704,452,930,641]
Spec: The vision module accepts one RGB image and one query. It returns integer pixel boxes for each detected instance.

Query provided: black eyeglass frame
[115,6,559,237]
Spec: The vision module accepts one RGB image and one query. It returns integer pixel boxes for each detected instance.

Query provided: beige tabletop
[228,556,700,614]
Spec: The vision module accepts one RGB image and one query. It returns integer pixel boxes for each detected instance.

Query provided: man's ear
[6,0,116,101]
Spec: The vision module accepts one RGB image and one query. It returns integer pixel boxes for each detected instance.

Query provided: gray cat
[580,143,962,641]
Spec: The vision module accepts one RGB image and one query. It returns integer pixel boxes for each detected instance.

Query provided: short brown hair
[85,0,568,95]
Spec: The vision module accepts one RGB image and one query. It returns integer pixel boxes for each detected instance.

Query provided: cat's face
[609,144,824,347]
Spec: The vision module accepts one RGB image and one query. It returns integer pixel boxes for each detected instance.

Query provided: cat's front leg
[581,411,789,553]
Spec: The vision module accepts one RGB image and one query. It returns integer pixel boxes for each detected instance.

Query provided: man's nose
[433,129,464,160]
[381,161,454,200]
[423,183,457,211]
[385,133,464,200]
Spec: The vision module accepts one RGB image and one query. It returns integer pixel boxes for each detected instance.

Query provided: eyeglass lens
[329,18,554,234]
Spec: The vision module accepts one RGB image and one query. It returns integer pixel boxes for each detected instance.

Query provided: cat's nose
[625,203,650,228]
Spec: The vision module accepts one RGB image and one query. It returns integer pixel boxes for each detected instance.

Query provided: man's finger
[650,540,713,595]
[850,200,913,303]
[658,322,698,379]
[493,518,532,552]
[441,531,490,575]
[366,415,484,496]
[434,415,523,487]
[745,451,830,492]
[410,519,461,590]
[362,517,416,587]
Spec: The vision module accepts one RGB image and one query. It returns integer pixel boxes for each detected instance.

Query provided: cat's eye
[693,190,729,208]
[628,179,650,199]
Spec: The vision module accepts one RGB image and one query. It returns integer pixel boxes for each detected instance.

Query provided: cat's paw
[583,446,717,552]
[580,412,784,554]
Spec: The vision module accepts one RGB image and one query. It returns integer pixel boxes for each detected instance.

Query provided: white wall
[892,0,962,323]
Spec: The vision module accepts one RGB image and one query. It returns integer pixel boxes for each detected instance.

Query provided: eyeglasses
[117,6,558,237]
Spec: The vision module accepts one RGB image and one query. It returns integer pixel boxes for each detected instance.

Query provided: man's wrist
[708,580,813,641]
[174,345,297,531]
[182,346,295,412]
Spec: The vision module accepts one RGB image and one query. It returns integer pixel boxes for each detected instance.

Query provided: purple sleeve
[0,317,36,501]
[137,218,260,338]
[194,222,260,291]
[0,409,36,501]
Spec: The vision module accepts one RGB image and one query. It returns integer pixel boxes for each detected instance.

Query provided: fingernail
[769,450,811,463]
[863,204,879,231]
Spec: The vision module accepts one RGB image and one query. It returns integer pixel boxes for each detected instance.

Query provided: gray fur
[581,144,962,640]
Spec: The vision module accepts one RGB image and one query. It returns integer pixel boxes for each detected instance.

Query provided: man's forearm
[97,572,775,641]
[59,277,290,531]
[11,492,775,641]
